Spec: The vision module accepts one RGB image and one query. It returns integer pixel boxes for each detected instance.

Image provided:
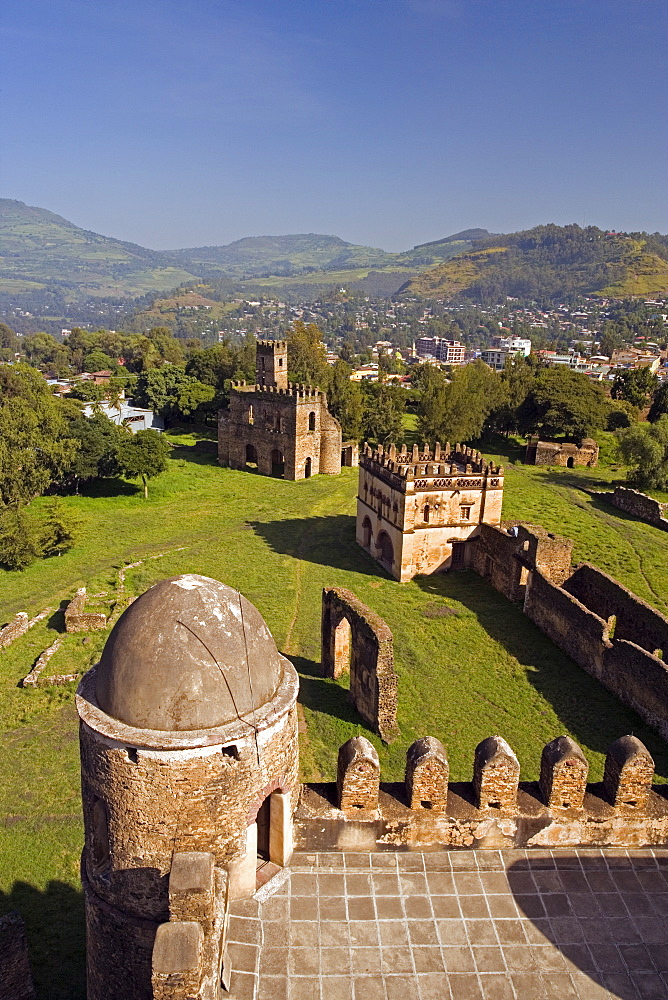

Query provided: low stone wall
[470,522,573,602]
[0,912,35,1000]
[0,613,29,650]
[64,588,107,633]
[296,733,668,851]
[603,640,668,742]
[21,638,63,687]
[609,486,668,528]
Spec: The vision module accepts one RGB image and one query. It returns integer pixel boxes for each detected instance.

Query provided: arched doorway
[362,516,372,549]
[271,448,285,478]
[333,616,351,679]
[567,456,575,468]
[377,531,394,569]
[228,788,293,899]
[304,457,312,478]
[245,443,258,470]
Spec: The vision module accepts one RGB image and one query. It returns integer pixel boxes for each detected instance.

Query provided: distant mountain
[400,224,668,302]
[171,233,398,278]
[0,199,198,298]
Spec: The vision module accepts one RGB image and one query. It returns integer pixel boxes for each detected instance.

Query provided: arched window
[423,504,430,523]
[308,411,316,431]
[248,404,254,425]
[362,516,372,549]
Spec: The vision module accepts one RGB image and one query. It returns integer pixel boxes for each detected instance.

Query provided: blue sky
[1,0,666,250]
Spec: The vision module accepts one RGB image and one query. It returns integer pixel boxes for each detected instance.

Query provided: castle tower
[255,339,288,389]
[76,574,299,1000]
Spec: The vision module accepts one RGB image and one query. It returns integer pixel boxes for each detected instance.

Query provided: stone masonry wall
[0,912,35,1000]
[609,486,668,528]
[523,569,609,680]
[65,588,106,633]
[470,523,573,602]
[563,563,668,655]
[0,613,29,650]
[321,588,398,743]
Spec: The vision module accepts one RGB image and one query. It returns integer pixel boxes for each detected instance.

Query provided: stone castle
[356,441,504,581]
[217,340,342,480]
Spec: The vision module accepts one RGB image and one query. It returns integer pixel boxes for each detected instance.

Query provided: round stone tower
[77,574,300,1000]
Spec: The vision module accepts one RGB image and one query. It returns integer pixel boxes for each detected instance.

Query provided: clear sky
[1,0,666,251]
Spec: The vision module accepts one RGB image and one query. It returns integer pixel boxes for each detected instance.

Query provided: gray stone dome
[95,575,285,731]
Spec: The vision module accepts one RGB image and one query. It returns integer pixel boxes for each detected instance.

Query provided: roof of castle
[95,575,285,732]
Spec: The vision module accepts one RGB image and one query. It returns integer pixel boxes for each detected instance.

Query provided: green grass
[2,429,668,996]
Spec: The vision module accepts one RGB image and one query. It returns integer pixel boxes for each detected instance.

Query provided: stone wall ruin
[603,486,668,529]
[65,587,107,632]
[321,587,398,743]
[472,525,668,743]
[525,437,599,467]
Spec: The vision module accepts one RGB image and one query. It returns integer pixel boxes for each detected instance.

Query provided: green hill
[401,224,668,302]
[0,199,198,298]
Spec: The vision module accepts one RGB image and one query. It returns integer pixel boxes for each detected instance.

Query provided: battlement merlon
[360,446,504,495]
[229,381,327,403]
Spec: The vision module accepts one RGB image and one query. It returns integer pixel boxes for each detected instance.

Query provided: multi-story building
[356,441,504,582]
[415,337,466,364]
[218,339,342,480]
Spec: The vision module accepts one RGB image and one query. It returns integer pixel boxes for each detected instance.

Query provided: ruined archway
[321,587,398,742]
[245,443,258,469]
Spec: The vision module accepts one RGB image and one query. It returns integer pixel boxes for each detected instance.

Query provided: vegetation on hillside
[402,224,668,303]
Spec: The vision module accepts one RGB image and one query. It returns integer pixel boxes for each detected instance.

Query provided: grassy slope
[2,431,668,996]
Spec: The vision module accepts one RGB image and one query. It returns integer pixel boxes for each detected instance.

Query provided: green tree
[416,366,449,441]
[611,367,658,408]
[616,416,668,489]
[326,360,364,440]
[648,382,668,423]
[83,349,117,373]
[418,361,506,444]
[517,368,608,439]
[119,430,171,498]
[0,364,78,506]
[362,383,405,444]
[61,411,125,490]
[133,366,215,423]
[0,507,42,570]
[39,499,81,556]
[287,321,329,386]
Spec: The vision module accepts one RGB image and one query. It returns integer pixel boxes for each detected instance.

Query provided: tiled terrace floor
[226,848,668,1000]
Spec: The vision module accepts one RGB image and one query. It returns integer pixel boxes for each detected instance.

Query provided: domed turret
[95,574,284,731]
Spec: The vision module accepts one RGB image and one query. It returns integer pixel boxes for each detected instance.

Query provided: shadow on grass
[76,478,141,499]
[289,655,374,731]
[168,443,218,467]
[0,880,85,1000]
[47,600,69,634]
[416,571,668,779]
[249,515,383,577]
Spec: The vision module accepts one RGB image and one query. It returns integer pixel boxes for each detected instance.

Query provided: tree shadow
[415,571,668,779]
[508,854,668,999]
[0,880,85,1000]
[77,478,141,499]
[288,655,375,731]
[249,516,385,577]
[168,443,218,467]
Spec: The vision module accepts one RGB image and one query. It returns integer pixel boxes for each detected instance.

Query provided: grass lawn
[1,429,668,997]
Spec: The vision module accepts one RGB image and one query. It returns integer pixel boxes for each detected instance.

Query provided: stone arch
[567,456,575,468]
[376,531,394,570]
[308,411,316,431]
[321,587,398,742]
[245,443,258,468]
[304,456,312,479]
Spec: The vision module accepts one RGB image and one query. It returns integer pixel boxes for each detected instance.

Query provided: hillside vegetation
[402,224,668,302]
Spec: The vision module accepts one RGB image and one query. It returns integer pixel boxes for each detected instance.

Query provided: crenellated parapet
[296,732,668,851]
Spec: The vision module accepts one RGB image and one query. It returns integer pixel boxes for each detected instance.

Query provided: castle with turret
[217,339,342,480]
